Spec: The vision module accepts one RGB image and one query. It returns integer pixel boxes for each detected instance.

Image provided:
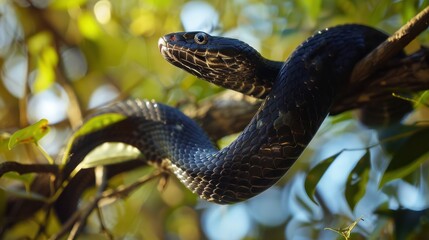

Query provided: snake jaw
[158,37,170,60]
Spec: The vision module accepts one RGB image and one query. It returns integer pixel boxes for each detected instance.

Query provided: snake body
[58,25,389,213]
[155,24,388,203]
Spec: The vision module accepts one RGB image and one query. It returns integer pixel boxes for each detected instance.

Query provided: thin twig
[19,38,32,128]
[51,171,164,240]
[101,171,167,199]
[68,167,110,239]
[96,206,114,240]
[55,66,84,129]
[67,195,98,240]
[51,34,84,129]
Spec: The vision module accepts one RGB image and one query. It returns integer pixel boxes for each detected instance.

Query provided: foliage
[8,119,50,150]
[0,0,429,239]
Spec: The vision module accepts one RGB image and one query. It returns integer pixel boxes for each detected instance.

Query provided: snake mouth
[158,37,169,58]
[158,36,191,70]
[158,36,182,65]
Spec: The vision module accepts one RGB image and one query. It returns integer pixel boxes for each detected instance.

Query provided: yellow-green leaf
[28,32,58,93]
[304,152,342,203]
[28,31,52,55]
[79,142,143,169]
[345,150,371,210]
[298,0,322,23]
[75,113,126,139]
[50,0,87,9]
[41,46,58,66]
[61,113,126,164]
[33,56,56,93]
[0,133,10,152]
[78,12,101,40]
[8,119,50,150]
[3,172,36,192]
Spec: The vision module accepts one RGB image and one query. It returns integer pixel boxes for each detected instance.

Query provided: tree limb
[0,161,59,177]
[350,6,429,83]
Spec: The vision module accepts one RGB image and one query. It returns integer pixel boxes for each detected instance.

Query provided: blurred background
[1,0,429,239]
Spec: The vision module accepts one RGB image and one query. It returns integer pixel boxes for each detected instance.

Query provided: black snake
[53,24,400,222]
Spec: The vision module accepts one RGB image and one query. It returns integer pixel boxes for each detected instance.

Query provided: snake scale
[53,24,395,222]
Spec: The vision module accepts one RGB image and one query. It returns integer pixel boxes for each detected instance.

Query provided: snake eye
[194,32,208,44]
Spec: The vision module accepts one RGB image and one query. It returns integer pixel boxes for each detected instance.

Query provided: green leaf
[144,0,172,9]
[8,119,50,150]
[400,0,418,24]
[78,142,143,169]
[304,152,342,203]
[345,150,371,210]
[78,113,126,138]
[380,127,429,187]
[2,172,36,192]
[33,59,55,93]
[78,12,102,40]
[330,112,353,125]
[50,0,87,9]
[61,113,126,164]
[28,31,52,55]
[0,133,10,152]
[28,32,58,92]
[298,0,322,23]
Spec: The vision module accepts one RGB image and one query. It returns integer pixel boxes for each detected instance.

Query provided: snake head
[158,31,255,74]
[158,31,277,98]
[159,31,251,64]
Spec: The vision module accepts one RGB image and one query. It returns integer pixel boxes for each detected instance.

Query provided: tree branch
[350,6,429,83]
[332,47,429,114]
[0,161,59,177]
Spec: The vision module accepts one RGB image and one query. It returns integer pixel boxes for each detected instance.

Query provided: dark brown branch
[332,47,429,114]
[350,6,429,83]
[188,91,260,141]
[0,161,59,177]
